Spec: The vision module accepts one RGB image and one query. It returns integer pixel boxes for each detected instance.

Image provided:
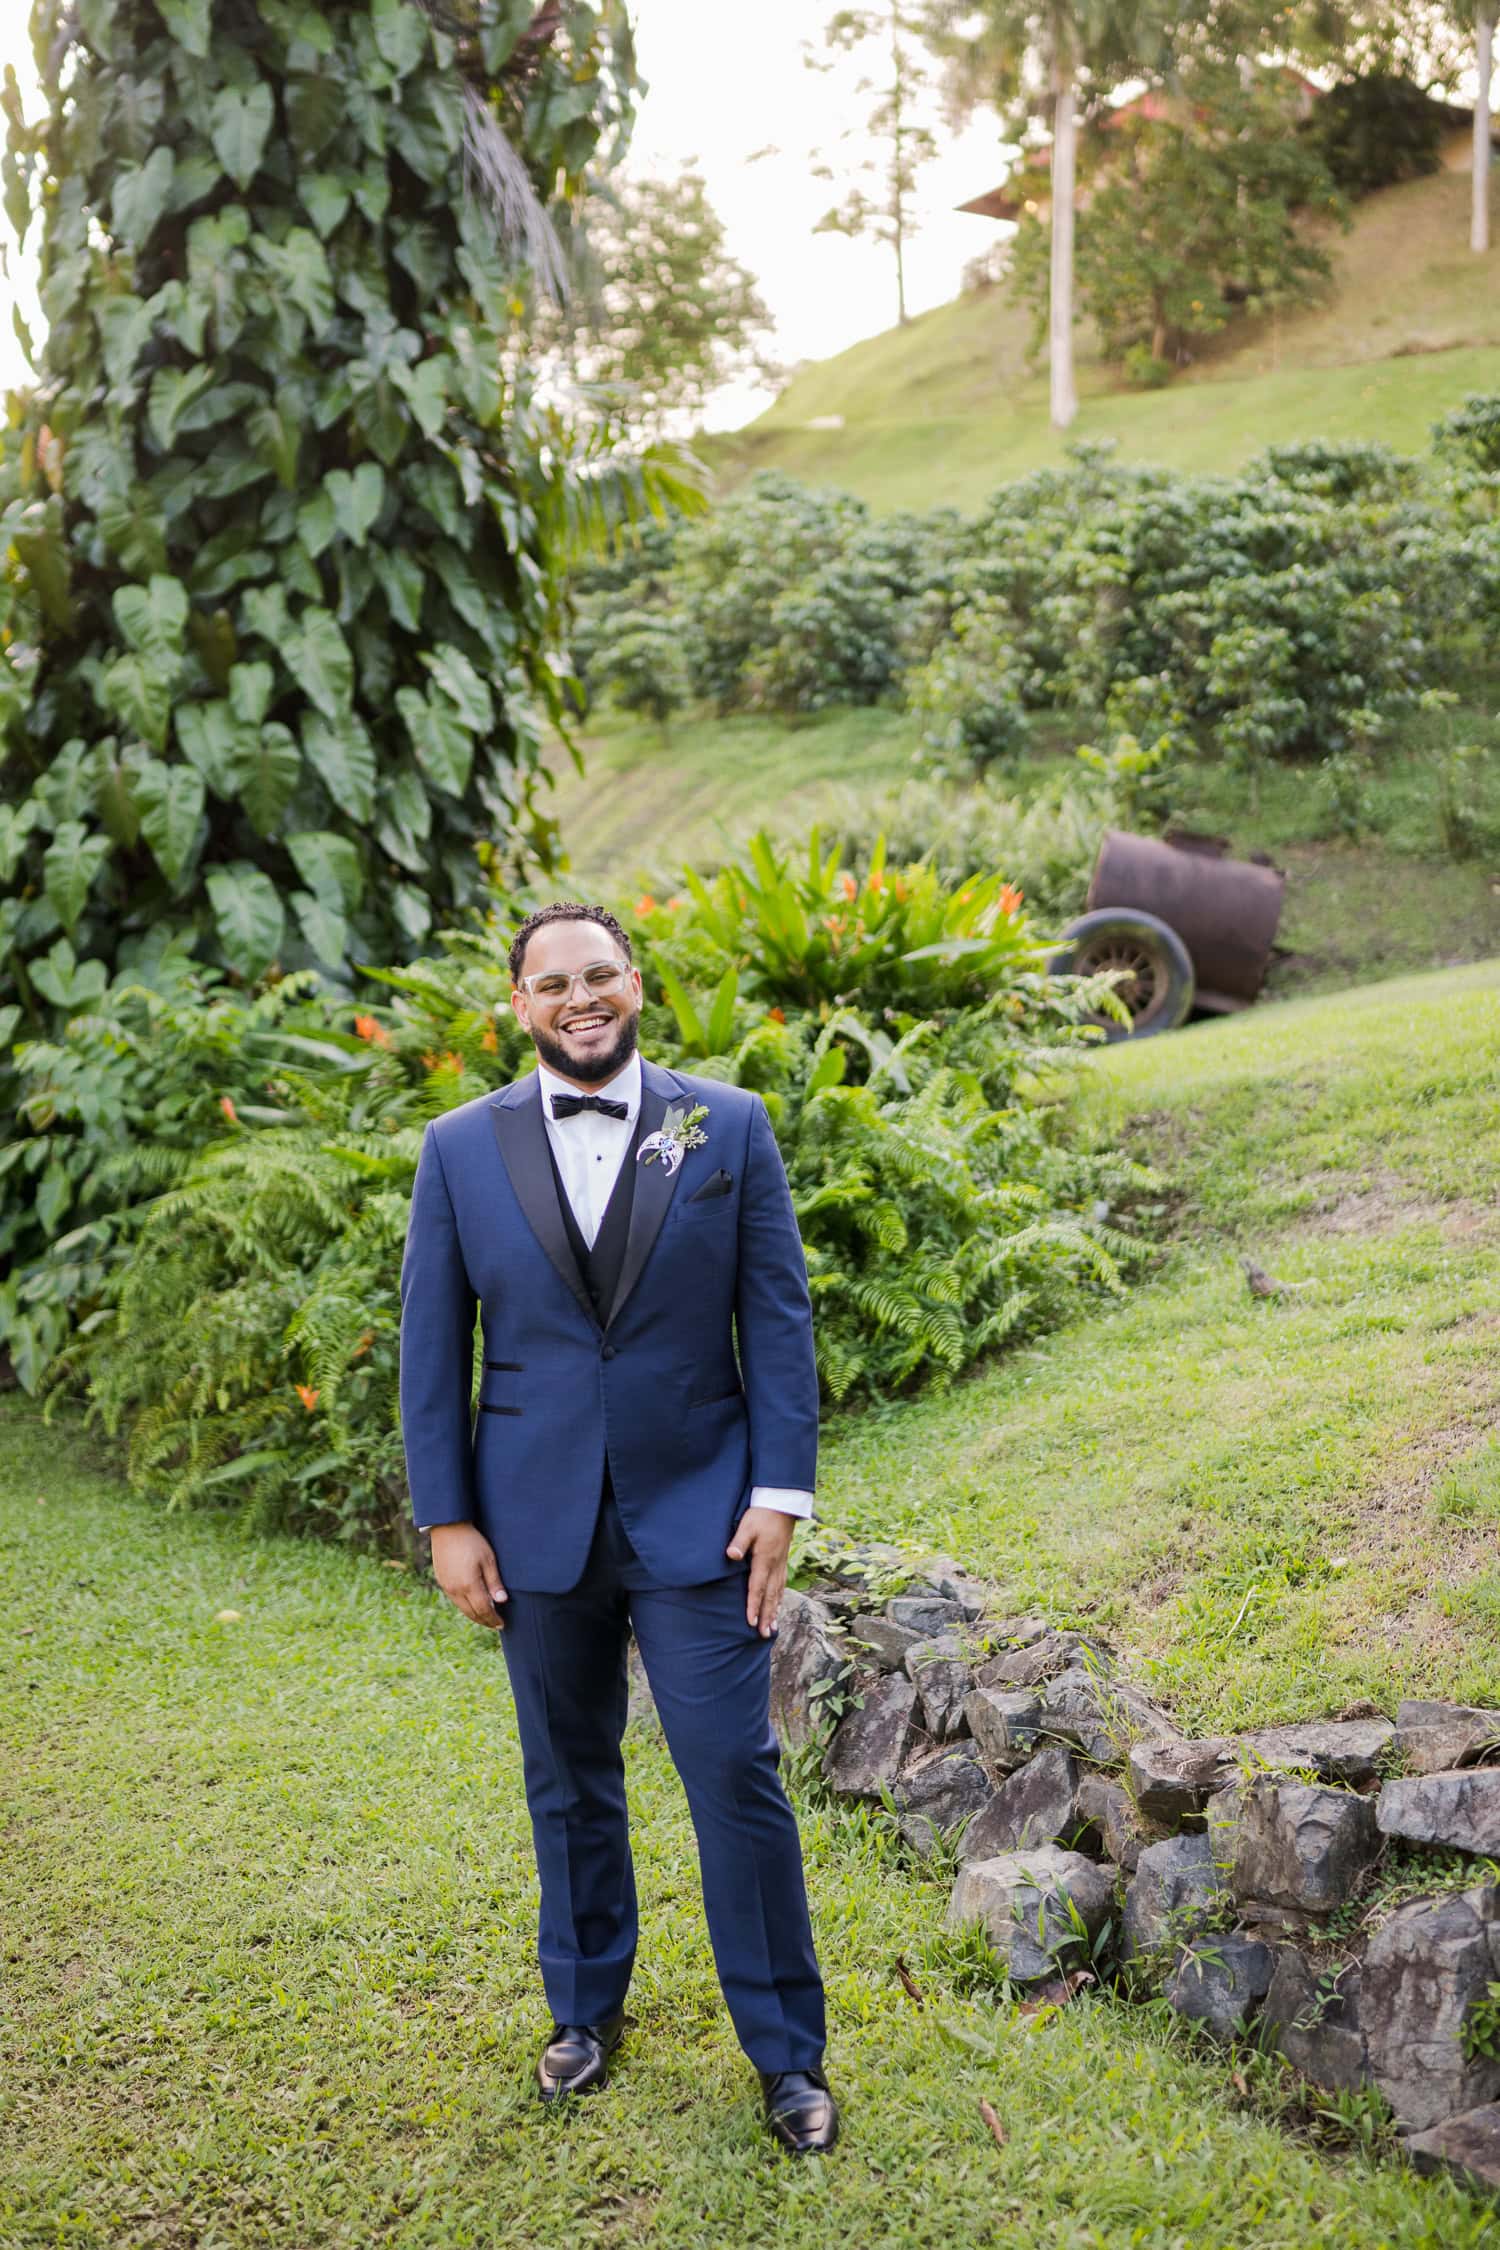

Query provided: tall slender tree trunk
[1475,3,1496,255]
[1049,48,1079,430]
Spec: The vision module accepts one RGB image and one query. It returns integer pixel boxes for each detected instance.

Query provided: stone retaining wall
[656,1536,1500,2200]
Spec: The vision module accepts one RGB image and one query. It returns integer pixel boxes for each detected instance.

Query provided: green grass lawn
[819,959,1500,1732]
[4,1404,1498,2249]
[544,708,922,886]
[713,168,1500,513]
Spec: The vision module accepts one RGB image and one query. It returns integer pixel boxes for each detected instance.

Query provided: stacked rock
[729,1538,1500,2201]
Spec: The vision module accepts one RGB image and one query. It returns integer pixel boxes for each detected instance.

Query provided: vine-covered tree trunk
[0,0,638,1027]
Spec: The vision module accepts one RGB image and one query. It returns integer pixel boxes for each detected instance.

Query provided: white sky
[0,0,1011,426]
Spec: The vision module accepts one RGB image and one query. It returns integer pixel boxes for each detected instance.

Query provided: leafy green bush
[905,596,1032,771]
[1309,72,1445,197]
[31,836,1148,1542]
[1434,395,1500,479]
[587,609,692,733]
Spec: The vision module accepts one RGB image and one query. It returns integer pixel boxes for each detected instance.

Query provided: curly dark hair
[508,901,634,984]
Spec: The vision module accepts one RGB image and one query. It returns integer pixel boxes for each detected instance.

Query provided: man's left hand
[726,1507,796,1638]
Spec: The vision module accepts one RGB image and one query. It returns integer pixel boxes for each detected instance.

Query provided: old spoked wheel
[1048,907,1196,1041]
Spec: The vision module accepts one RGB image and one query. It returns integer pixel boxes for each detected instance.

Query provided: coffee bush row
[575,412,1500,771]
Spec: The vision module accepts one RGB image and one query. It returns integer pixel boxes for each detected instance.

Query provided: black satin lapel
[607,1073,685,1328]
[488,1089,598,1329]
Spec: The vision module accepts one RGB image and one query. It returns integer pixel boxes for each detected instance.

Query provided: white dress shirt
[535,1054,813,1522]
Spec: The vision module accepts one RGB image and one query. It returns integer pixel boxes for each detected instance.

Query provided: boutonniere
[638,1101,709,1177]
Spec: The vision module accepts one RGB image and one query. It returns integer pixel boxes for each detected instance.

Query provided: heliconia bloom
[998,883,1025,916]
[667,896,685,911]
[219,1095,238,1123]
[636,894,657,917]
[480,1024,498,1052]
[841,873,858,901]
[295,1383,319,1411]
[767,1006,786,1023]
[352,1332,373,1359]
[866,869,885,893]
[354,1014,392,1047]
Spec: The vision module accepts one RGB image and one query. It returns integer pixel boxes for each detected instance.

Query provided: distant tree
[808,5,939,328]
[915,1,1176,429]
[1309,69,1447,195]
[1020,62,1345,375]
[1288,2,1494,249]
[554,170,777,430]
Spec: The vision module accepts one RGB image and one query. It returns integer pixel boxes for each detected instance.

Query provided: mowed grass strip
[819,961,1500,1731]
[1,1410,1492,2248]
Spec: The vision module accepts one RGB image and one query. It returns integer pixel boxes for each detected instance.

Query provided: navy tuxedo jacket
[398,1059,820,1591]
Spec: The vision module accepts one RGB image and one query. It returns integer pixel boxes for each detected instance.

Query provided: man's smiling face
[510,916,643,1087]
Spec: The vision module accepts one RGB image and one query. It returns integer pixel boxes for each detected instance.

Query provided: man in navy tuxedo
[398,901,837,2154]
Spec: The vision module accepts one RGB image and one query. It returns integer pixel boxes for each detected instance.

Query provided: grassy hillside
[715,168,1500,512]
[820,959,1500,1731]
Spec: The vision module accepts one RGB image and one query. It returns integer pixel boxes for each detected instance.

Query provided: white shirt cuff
[749,1486,815,1520]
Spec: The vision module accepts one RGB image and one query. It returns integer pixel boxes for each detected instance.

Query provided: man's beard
[530,1005,641,1086]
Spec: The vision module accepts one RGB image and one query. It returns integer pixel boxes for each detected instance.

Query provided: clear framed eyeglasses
[517,960,630,1003]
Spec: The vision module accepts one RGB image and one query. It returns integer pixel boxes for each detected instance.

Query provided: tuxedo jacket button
[601,1344,617,1360]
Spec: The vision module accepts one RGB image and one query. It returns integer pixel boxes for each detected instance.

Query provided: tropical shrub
[32,835,1149,1543]
[1309,71,1445,197]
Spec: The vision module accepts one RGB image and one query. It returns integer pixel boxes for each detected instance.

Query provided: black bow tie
[551,1092,629,1121]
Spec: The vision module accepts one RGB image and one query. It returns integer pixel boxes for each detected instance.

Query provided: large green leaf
[287,828,363,910]
[370,546,423,630]
[210,82,275,191]
[151,0,211,55]
[284,606,353,717]
[206,861,284,979]
[250,400,302,489]
[324,463,384,546]
[43,821,111,933]
[291,886,347,966]
[228,661,275,727]
[235,723,302,835]
[111,145,175,250]
[300,170,352,236]
[113,573,188,653]
[176,701,243,797]
[371,0,429,76]
[253,228,335,335]
[301,712,377,822]
[423,643,494,732]
[133,760,205,883]
[395,685,472,796]
[0,799,41,883]
[147,364,217,451]
[97,295,154,387]
[98,650,173,751]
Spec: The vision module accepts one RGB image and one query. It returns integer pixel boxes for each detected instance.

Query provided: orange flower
[354,1014,392,1048]
[635,894,657,918]
[219,1095,238,1123]
[841,873,858,901]
[295,1383,319,1411]
[998,883,1024,916]
[480,1024,498,1052]
[866,868,885,893]
[352,1332,374,1360]
[667,896,685,912]
[422,1049,463,1075]
[893,876,908,902]
[767,1005,786,1024]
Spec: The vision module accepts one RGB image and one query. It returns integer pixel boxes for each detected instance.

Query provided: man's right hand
[429,1522,509,1629]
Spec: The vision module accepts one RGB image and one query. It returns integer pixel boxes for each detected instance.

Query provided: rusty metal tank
[1085,829,1285,1013]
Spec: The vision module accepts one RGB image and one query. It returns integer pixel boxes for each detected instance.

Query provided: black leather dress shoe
[535,2013,625,2103]
[759,2065,840,2155]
